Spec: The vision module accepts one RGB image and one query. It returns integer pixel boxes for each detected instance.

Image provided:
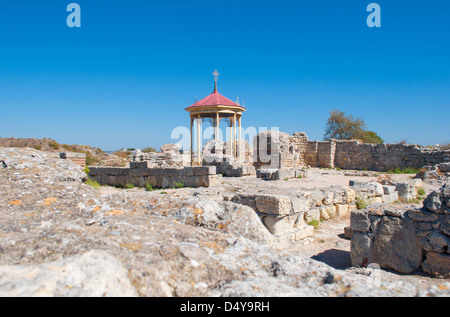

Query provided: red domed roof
[185,88,246,111]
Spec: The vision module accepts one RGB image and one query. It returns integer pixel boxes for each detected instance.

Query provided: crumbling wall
[350,184,450,277]
[132,144,190,168]
[89,164,221,188]
[253,131,450,172]
[226,186,357,242]
[334,141,450,171]
[59,152,86,168]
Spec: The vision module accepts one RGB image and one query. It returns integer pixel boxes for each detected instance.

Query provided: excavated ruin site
[0,130,449,297]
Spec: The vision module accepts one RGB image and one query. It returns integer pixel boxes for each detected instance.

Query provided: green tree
[142,147,157,153]
[324,109,383,144]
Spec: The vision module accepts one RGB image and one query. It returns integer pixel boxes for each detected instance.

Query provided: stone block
[304,208,320,224]
[351,231,373,267]
[129,161,149,169]
[371,216,423,274]
[424,191,444,213]
[263,214,297,235]
[351,210,371,232]
[336,204,350,217]
[323,190,334,205]
[292,225,315,241]
[255,195,293,215]
[289,196,308,214]
[382,185,397,196]
[408,209,440,222]
[344,226,353,239]
[421,252,450,278]
[419,231,450,253]
[310,190,324,206]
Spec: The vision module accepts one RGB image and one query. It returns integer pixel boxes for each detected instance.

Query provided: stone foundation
[88,165,222,188]
[226,186,357,242]
[60,152,86,168]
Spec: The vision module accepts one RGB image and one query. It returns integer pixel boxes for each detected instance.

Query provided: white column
[216,112,220,141]
[197,115,201,164]
[238,116,242,160]
[233,113,237,158]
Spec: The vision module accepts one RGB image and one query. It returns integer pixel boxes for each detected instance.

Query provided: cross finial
[212,69,220,92]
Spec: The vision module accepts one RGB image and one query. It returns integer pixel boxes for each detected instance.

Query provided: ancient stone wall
[60,152,86,168]
[89,164,221,188]
[253,131,450,172]
[334,141,450,171]
[132,144,190,168]
[350,184,450,277]
[227,186,357,242]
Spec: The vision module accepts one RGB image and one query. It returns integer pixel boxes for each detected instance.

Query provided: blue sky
[0,0,449,150]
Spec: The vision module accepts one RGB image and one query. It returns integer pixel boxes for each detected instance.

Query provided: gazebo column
[216,112,220,141]
[233,113,237,158]
[229,117,233,159]
[190,116,194,166]
[238,116,242,160]
[197,115,202,165]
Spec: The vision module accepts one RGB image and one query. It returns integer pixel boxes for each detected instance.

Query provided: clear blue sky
[0,0,449,151]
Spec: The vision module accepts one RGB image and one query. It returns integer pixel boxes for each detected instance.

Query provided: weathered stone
[424,191,443,213]
[351,210,371,232]
[421,252,450,278]
[310,190,324,206]
[0,250,138,297]
[370,216,423,274]
[344,226,353,239]
[255,194,293,215]
[264,215,297,235]
[323,190,334,205]
[408,209,440,222]
[305,208,320,224]
[393,182,414,202]
[419,231,450,253]
[292,225,315,241]
[336,204,350,217]
[351,231,373,267]
[352,182,384,199]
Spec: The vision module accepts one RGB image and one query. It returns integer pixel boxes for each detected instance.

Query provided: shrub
[417,187,426,196]
[62,144,74,151]
[356,197,369,210]
[388,167,420,174]
[125,183,135,189]
[83,166,90,177]
[172,180,184,189]
[85,178,101,189]
[308,219,320,229]
[297,175,303,179]
[145,183,153,191]
[142,147,157,153]
[48,140,60,150]
[33,144,42,151]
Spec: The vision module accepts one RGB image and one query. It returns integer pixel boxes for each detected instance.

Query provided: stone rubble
[1,147,449,297]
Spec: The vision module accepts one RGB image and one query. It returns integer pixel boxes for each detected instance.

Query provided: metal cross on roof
[212,69,220,92]
[212,69,220,82]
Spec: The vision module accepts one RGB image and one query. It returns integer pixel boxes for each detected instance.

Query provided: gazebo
[185,70,246,165]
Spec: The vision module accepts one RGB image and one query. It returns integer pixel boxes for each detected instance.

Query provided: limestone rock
[0,250,137,297]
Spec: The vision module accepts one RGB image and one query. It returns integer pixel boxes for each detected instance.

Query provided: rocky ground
[0,137,130,167]
[0,147,449,297]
